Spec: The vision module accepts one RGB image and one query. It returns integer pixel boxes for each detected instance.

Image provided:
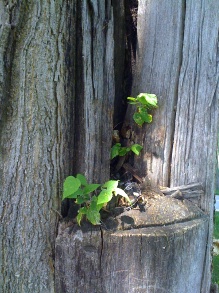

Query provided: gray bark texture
[56,215,208,293]
[131,0,219,292]
[1,0,218,293]
[0,0,114,292]
[0,2,74,292]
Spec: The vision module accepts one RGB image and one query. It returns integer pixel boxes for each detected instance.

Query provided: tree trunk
[132,0,219,292]
[0,2,73,292]
[55,187,210,293]
[0,0,115,292]
[1,0,218,292]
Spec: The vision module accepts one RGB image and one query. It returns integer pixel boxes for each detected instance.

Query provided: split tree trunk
[0,1,115,292]
[1,0,218,292]
[55,1,218,292]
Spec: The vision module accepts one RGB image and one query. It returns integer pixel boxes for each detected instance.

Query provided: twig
[161,182,204,199]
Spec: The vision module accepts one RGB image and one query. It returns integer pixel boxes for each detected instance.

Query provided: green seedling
[62,174,130,225]
[111,143,143,160]
[127,93,158,126]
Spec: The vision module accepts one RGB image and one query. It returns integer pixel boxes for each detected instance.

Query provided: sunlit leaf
[137,93,158,108]
[127,97,137,104]
[115,188,131,203]
[131,144,143,156]
[97,189,113,204]
[63,176,81,199]
[102,180,119,191]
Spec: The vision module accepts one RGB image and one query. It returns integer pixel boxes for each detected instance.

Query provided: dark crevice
[61,2,78,218]
[73,0,85,176]
[62,1,139,219]
[168,0,186,187]
[87,0,95,99]
[61,1,84,219]
[112,0,138,129]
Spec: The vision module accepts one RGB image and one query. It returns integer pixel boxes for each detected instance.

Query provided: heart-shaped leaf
[63,176,81,199]
[133,112,144,126]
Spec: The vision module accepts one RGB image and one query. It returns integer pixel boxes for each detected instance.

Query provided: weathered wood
[73,0,115,183]
[161,182,204,199]
[170,2,219,292]
[130,1,219,291]
[128,0,185,187]
[56,214,208,293]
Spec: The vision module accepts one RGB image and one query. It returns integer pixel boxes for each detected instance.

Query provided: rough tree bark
[1,0,218,292]
[0,2,75,292]
[72,0,114,184]
[132,0,219,292]
[0,0,114,292]
[55,1,218,293]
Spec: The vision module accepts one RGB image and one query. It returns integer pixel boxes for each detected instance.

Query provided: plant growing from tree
[62,174,130,225]
[111,143,143,159]
[127,93,158,126]
[111,92,158,158]
[62,93,158,226]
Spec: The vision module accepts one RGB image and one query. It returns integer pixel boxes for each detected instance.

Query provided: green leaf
[133,112,144,126]
[66,188,83,199]
[118,147,129,156]
[115,188,131,203]
[76,194,90,204]
[83,184,100,195]
[138,107,152,123]
[131,144,143,156]
[111,143,121,159]
[76,174,87,186]
[102,180,119,191]
[86,208,101,225]
[137,93,158,108]
[63,176,81,200]
[142,112,152,123]
[77,207,87,225]
[127,97,137,104]
[90,196,104,211]
[77,213,83,226]
[97,189,113,204]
